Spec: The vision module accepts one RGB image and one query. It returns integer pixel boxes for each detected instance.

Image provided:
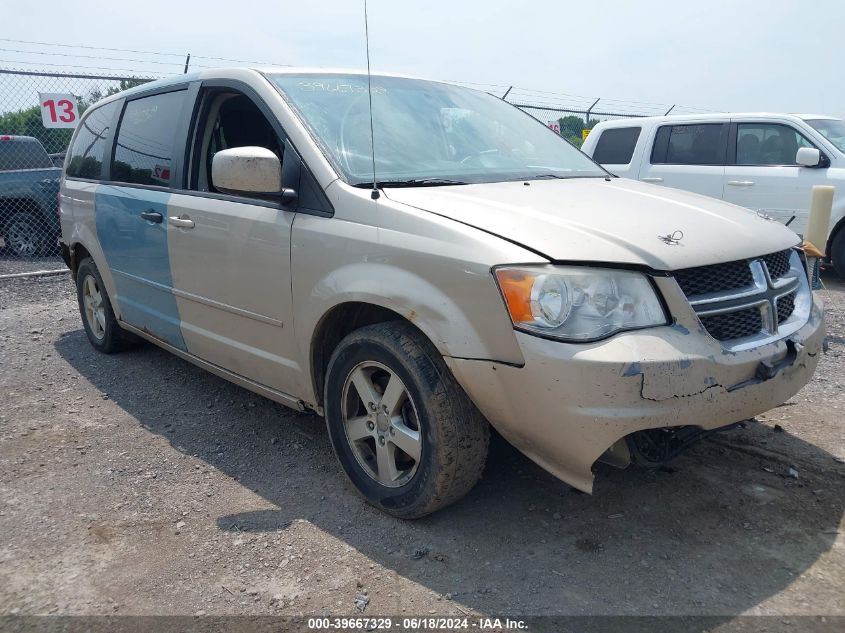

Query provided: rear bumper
[446,294,825,493]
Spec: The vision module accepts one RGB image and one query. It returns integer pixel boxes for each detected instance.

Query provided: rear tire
[831,228,845,277]
[4,212,53,257]
[75,258,136,353]
[324,321,489,518]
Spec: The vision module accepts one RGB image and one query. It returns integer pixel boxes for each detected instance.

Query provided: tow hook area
[727,339,801,392]
[600,423,745,470]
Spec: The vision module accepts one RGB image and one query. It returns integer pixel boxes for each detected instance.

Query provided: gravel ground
[0,271,843,621]
[0,255,66,277]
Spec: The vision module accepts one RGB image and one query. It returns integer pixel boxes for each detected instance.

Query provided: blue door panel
[95,185,186,350]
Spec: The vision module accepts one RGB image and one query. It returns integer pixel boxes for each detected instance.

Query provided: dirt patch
[0,272,843,619]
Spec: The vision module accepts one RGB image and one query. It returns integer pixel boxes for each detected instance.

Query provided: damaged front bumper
[445,285,825,494]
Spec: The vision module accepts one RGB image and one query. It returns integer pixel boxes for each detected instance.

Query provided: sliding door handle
[727,180,755,187]
[140,210,163,223]
[168,215,195,229]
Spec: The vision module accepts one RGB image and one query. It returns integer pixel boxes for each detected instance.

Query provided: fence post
[585,98,600,128]
[184,54,191,74]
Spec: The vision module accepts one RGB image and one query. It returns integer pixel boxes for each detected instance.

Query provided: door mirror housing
[796,147,822,168]
[212,146,283,194]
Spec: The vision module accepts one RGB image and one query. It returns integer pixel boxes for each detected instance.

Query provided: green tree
[554,114,602,148]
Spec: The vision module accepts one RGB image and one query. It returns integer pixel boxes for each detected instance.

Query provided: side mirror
[796,147,822,168]
[212,146,282,194]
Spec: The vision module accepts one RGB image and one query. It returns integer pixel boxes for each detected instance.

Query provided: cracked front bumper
[445,293,825,494]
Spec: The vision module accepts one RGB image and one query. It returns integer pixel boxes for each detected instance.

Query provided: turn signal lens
[495,269,535,323]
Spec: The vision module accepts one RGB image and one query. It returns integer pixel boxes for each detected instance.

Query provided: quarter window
[651,123,726,165]
[65,101,120,179]
[111,90,187,185]
[735,123,815,166]
[591,127,641,164]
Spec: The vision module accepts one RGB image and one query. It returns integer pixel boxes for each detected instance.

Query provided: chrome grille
[674,249,811,351]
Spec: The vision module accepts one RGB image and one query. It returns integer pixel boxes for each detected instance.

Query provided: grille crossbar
[673,249,805,348]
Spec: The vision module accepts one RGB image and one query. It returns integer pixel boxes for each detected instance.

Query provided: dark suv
[0,135,62,257]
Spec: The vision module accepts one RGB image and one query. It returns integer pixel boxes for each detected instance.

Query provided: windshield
[269,73,606,185]
[805,118,845,153]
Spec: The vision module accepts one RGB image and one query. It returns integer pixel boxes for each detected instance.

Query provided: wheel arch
[68,242,92,278]
[310,301,428,408]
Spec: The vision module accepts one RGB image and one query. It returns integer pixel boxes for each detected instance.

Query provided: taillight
[0,135,13,141]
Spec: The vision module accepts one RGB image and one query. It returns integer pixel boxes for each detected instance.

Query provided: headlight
[494,266,667,341]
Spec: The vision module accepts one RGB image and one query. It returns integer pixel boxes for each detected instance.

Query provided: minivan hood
[384,178,799,270]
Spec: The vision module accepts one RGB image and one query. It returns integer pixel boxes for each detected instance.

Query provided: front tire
[324,321,489,518]
[75,258,136,353]
[831,228,845,277]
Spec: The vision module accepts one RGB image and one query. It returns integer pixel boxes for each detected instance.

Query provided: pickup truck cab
[581,114,845,273]
[60,69,825,517]
[0,135,61,257]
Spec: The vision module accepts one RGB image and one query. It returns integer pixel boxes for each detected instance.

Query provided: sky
[2,0,844,117]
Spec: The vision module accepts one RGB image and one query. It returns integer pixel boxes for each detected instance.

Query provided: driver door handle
[641,177,663,183]
[727,180,755,187]
[168,215,195,229]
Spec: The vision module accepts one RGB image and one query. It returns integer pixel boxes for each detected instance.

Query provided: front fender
[293,260,527,404]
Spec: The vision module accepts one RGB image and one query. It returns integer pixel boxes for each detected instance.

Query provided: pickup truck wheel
[324,321,489,518]
[831,228,845,277]
[76,258,136,353]
[4,212,50,257]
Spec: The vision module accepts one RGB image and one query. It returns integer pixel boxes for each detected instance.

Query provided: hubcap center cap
[375,411,390,432]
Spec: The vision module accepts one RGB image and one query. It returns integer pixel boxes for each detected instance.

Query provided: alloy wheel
[82,274,106,340]
[341,361,422,487]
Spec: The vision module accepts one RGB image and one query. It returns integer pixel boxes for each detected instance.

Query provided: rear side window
[591,127,641,164]
[112,90,187,186]
[0,138,53,171]
[65,101,120,179]
[651,123,726,165]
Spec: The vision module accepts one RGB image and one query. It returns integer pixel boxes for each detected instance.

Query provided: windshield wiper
[355,178,469,188]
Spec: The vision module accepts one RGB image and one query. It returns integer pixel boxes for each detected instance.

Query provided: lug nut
[368,402,376,411]
[378,437,386,445]
[367,421,375,430]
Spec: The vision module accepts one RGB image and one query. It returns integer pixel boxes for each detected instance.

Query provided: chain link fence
[0,69,153,274]
[0,67,704,275]
[512,103,645,148]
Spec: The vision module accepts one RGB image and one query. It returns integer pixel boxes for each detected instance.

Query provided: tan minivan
[59,68,825,517]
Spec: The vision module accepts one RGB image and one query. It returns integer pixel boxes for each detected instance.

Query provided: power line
[0,47,190,67]
[0,37,185,58]
[0,58,199,74]
[0,37,280,66]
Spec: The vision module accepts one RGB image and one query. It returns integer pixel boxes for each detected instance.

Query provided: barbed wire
[0,37,717,114]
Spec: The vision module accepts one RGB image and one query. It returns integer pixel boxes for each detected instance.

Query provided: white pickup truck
[581,113,845,273]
